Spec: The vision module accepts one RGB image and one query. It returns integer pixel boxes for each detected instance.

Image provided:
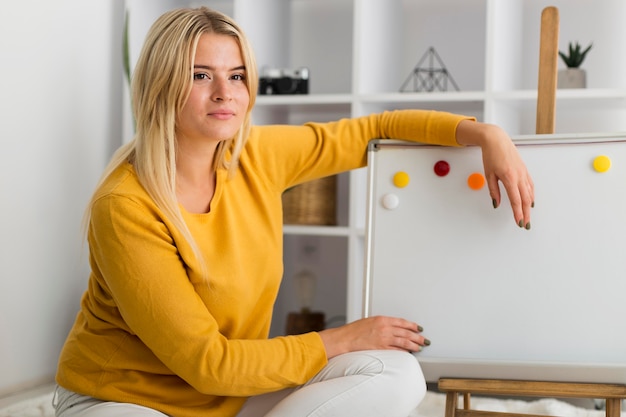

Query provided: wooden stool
[439,379,626,417]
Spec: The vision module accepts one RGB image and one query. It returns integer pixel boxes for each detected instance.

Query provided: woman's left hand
[456,120,535,229]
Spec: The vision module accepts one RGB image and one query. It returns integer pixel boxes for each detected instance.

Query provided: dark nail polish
[492,198,498,209]
[525,222,531,230]
[417,325,424,332]
[518,219,523,228]
[531,201,535,208]
[424,338,431,346]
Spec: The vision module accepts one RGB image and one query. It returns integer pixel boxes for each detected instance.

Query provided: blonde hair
[85,7,258,279]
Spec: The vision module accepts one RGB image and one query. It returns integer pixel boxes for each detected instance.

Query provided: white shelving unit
[125,0,626,336]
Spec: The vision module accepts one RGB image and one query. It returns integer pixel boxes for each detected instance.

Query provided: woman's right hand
[318,316,430,359]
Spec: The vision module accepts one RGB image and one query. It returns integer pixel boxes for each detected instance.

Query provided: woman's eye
[194,73,210,81]
[231,74,246,81]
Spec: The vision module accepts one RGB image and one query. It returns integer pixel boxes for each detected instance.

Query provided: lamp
[285,269,325,335]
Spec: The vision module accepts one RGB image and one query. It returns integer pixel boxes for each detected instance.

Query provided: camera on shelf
[259,67,309,95]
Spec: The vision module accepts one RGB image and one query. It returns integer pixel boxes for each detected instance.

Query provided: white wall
[0,0,123,395]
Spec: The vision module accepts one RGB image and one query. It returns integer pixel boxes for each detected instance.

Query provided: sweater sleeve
[87,193,327,397]
[246,109,473,190]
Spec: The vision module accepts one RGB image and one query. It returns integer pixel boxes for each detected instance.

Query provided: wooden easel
[535,6,559,134]
[439,7,626,416]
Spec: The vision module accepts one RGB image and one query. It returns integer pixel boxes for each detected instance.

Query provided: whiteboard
[364,134,626,384]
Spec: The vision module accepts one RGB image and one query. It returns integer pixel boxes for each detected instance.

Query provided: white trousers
[54,350,426,417]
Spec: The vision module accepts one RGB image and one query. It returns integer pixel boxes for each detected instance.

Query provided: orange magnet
[393,171,410,188]
[593,155,611,173]
[467,172,485,190]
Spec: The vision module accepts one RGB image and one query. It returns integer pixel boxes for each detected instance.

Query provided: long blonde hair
[85,7,258,279]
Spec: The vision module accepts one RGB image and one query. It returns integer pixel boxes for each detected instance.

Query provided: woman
[53,6,534,417]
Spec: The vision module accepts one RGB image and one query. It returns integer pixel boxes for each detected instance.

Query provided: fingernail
[525,222,531,230]
[531,201,535,208]
[417,325,424,332]
[492,198,498,209]
[518,219,524,228]
[424,338,431,346]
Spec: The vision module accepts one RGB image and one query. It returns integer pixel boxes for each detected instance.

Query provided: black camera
[259,67,309,95]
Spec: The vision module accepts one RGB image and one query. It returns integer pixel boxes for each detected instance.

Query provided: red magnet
[434,160,450,177]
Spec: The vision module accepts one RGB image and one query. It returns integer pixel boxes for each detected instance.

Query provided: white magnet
[381,193,400,210]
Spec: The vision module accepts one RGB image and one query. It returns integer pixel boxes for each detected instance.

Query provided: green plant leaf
[559,41,593,68]
[123,10,131,85]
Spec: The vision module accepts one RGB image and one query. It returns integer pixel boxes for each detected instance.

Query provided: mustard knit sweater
[55,110,468,417]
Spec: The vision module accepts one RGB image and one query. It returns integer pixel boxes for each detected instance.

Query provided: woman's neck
[175,140,219,214]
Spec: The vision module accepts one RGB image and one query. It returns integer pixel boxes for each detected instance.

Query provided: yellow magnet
[593,155,611,173]
[393,171,410,188]
[467,172,485,190]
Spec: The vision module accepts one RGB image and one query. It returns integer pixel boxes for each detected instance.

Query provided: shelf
[256,94,353,106]
[253,97,351,125]
[356,92,485,120]
[491,88,626,102]
[127,0,626,335]
[357,88,626,107]
[282,225,351,237]
[358,91,486,104]
[488,88,626,135]
[254,94,353,119]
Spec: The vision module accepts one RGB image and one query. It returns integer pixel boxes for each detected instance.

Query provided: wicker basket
[282,175,337,225]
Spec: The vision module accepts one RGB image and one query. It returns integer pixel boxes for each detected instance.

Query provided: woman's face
[177,33,250,145]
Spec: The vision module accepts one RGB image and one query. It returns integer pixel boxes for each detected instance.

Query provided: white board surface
[364,134,626,383]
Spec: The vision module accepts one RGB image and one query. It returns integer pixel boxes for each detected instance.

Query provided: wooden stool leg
[445,392,458,417]
[463,393,471,410]
[605,398,621,417]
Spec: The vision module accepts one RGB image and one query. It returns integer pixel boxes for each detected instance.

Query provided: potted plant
[557,41,592,89]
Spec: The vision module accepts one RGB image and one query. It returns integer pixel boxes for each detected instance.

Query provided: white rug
[0,389,54,417]
[0,389,619,417]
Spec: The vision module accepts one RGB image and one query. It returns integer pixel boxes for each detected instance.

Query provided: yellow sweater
[56,110,468,417]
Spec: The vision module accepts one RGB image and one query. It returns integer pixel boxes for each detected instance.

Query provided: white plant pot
[557,68,587,89]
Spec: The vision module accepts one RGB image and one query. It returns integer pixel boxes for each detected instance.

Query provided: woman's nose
[211,79,231,101]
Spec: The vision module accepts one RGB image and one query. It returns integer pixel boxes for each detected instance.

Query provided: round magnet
[381,193,400,210]
[467,172,485,190]
[434,160,450,177]
[593,155,611,173]
[393,171,410,188]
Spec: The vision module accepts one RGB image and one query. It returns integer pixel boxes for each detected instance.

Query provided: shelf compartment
[236,0,354,96]
[490,90,626,135]
[355,0,487,95]
[488,0,626,91]
[271,234,349,337]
